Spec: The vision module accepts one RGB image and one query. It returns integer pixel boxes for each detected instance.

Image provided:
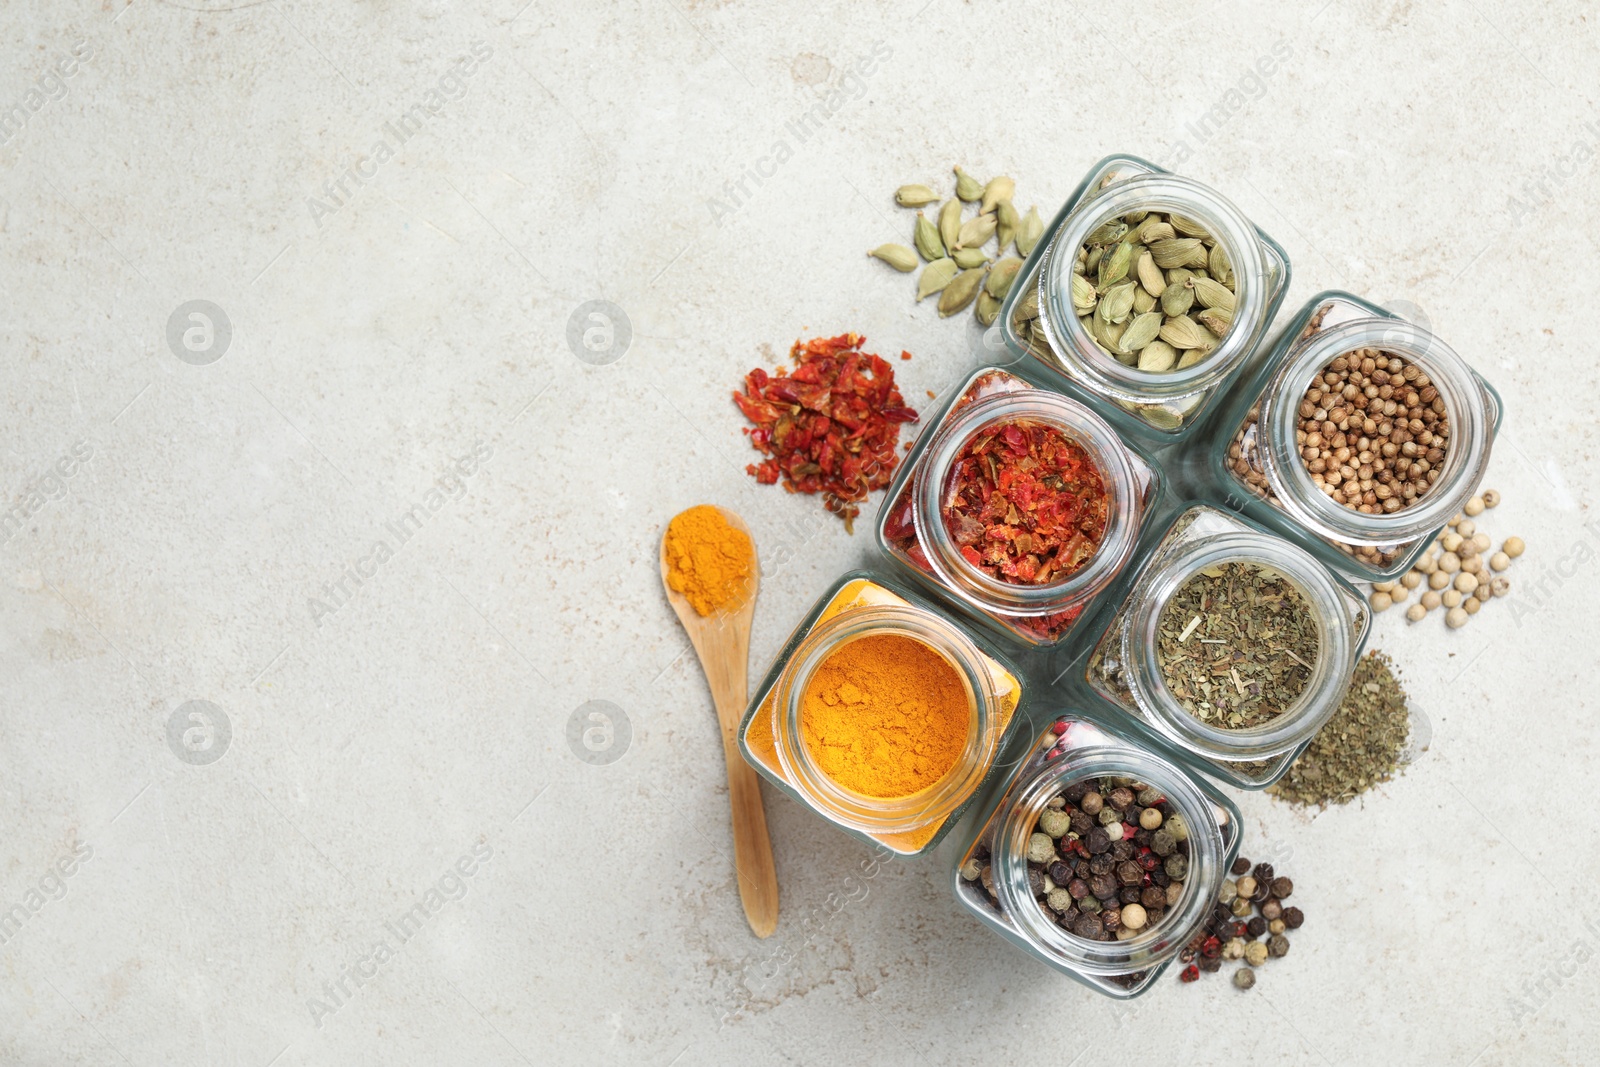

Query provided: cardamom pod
[1137,340,1178,373]
[1191,276,1236,312]
[985,257,1022,299]
[1160,314,1207,350]
[1119,310,1163,353]
[1123,210,1149,225]
[938,198,963,251]
[1085,219,1130,246]
[1017,288,1041,322]
[868,243,918,272]
[1196,306,1234,336]
[1085,246,1104,275]
[954,165,983,202]
[1169,213,1211,239]
[1017,205,1044,257]
[955,213,997,250]
[939,267,985,316]
[1160,280,1194,318]
[1165,267,1194,287]
[976,290,1001,326]
[1137,217,1176,244]
[914,211,946,261]
[980,175,1015,215]
[1097,280,1137,325]
[1070,273,1097,313]
[1133,288,1157,314]
[1177,347,1211,370]
[996,199,1020,253]
[1208,243,1232,285]
[1097,241,1134,290]
[1150,238,1208,269]
[894,183,939,207]
[952,247,989,269]
[1136,251,1166,298]
[917,257,959,301]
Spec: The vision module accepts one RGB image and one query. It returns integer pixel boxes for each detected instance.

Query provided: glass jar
[1211,291,1503,581]
[1085,506,1369,788]
[876,366,1158,646]
[1002,153,1290,439]
[739,572,1027,856]
[953,716,1240,998]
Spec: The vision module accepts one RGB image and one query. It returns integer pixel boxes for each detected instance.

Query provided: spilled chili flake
[942,421,1108,585]
[734,333,918,531]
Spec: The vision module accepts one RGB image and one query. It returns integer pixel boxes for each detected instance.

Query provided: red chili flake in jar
[734,333,919,532]
[941,421,1108,585]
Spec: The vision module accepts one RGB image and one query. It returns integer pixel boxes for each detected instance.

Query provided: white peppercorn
[1454,572,1478,594]
[1446,606,1468,629]
[1472,532,1491,553]
[1482,489,1501,508]
[1490,551,1510,572]
[1461,555,1484,575]
[1439,552,1461,573]
[1440,532,1463,553]
[1121,903,1148,930]
[1421,590,1441,609]
[1503,536,1525,558]
[1369,591,1392,612]
[1401,571,1422,589]
[1442,589,1463,608]
[1373,580,1396,593]
[1464,596,1482,615]
[1428,570,1451,590]
[1490,576,1511,597]
[1406,603,1426,622]
[1456,519,1476,538]
[1390,583,1410,602]
[1464,495,1485,516]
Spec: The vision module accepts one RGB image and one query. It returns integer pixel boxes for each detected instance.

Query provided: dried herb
[1268,650,1412,807]
[735,334,919,532]
[1155,562,1318,729]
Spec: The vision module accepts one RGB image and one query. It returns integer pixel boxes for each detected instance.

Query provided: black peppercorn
[1164,853,1189,880]
[1101,906,1121,930]
[1268,934,1290,957]
[1282,906,1304,929]
[1199,955,1222,973]
[1260,899,1283,921]
[1140,886,1166,909]
[1253,862,1275,884]
[1089,854,1115,876]
[1121,887,1142,905]
[1048,861,1073,885]
[1117,860,1144,886]
[1132,828,1153,846]
[1068,878,1089,900]
[1070,810,1094,835]
[1109,786,1135,811]
[1250,877,1272,904]
[1111,840,1135,862]
[1231,856,1252,876]
[1091,874,1119,900]
[1151,830,1177,857]
[1151,868,1172,888]
[1063,781,1090,804]
[1247,916,1267,938]
[1211,904,1234,927]
[1087,828,1110,854]
[1074,915,1102,939]
[1271,876,1294,899]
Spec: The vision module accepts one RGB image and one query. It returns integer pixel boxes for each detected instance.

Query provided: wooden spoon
[660,506,779,938]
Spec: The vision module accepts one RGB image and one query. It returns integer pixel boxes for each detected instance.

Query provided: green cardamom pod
[952,246,989,269]
[995,199,1020,253]
[1017,205,1044,257]
[895,184,939,207]
[1084,245,1104,276]
[917,258,959,301]
[1177,347,1212,370]
[955,213,997,250]
[976,290,1002,326]
[1208,243,1232,285]
[937,198,963,252]
[1133,288,1157,314]
[1160,280,1194,318]
[1071,273,1097,313]
[985,257,1023,299]
[1017,288,1041,322]
[1165,267,1194,287]
[1137,217,1176,244]
[939,267,985,316]
[980,175,1015,215]
[1098,241,1134,290]
[1119,310,1164,353]
[1137,340,1178,373]
[1160,314,1207,350]
[1169,213,1211,239]
[1085,219,1130,247]
[1123,210,1149,225]
[1136,251,1166,298]
[868,243,918,272]
[1191,276,1236,312]
[953,165,983,202]
[1150,238,1208,269]
[1196,306,1234,336]
[1097,280,1137,325]
[914,211,946,261]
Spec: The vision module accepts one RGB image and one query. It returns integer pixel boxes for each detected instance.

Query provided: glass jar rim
[1040,173,1268,402]
[1122,532,1356,761]
[1259,316,1490,545]
[993,743,1224,974]
[771,605,1000,834]
[911,391,1142,616]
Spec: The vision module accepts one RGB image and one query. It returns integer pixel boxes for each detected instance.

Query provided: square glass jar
[874,365,1160,647]
[1002,153,1291,441]
[1083,506,1370,789]
[1208,291,1503,582]
[739,572,1030,856]
[952,715,1241,999]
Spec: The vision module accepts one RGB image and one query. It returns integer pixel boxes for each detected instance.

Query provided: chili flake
[734,333,918,532]
[942,420,1108,585]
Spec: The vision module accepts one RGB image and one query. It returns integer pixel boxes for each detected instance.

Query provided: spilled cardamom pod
[980,175,1015,215]
[952,247,989,269]
[914,211,946,261]
[985,257,1022,299]
[954,165,984,202]
[996,199,1020,253]
[976,290,1001,326]
[939,267,984,316]
[895,184,940,207]
[955,213,997,250]
[938,198,963,252]
[868,243,918,272]
[917,257,959,301]
[1017,205,1044,257]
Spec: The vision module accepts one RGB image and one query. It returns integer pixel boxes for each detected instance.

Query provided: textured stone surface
[1,2,1597,1065]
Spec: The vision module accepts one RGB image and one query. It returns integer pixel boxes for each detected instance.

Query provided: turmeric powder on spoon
[664,505,754,616]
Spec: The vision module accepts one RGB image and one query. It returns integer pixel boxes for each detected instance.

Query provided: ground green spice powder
[1268,649,1413,807]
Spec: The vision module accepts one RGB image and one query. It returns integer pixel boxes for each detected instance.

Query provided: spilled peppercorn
[1179,855,1302,991]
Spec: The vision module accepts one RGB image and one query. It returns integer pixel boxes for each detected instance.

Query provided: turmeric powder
[801,634,970,798]
[665,505,754,616]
